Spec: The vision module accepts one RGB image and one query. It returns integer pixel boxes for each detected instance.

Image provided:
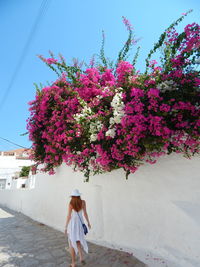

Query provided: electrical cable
[0,136,29,149]
[0,0,51,111]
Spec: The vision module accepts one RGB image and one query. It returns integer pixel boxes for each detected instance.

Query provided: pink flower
[160,104,171,112]
[122,16,133,31]
[116,61,134,85]
[147,88,160,98]
[46,58,58,64]
[28,25,200,179]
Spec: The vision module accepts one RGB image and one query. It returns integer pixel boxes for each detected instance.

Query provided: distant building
[0,148,32,189]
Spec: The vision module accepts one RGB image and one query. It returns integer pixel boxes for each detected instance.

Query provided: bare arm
[82,200,91,229]
[65,204,72,232]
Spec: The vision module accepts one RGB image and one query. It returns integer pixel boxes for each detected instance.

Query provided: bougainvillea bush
[27,11,200,180]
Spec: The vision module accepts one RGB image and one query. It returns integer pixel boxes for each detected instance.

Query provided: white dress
[67,209,88,254]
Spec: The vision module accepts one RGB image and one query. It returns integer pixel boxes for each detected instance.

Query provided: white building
[0,149,32,189]
[0,154,199,266]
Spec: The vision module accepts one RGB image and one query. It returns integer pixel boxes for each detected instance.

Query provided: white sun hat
[70,189,81,197]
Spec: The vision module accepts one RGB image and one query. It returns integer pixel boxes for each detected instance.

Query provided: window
[0,179,6,189]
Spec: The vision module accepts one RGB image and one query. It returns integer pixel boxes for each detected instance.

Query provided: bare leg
[69,245,76,267]
[76,241,84,262]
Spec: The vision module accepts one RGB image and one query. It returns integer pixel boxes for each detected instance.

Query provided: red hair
[70,196,82,212]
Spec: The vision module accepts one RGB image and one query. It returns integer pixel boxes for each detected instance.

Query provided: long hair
[70,196,82,212]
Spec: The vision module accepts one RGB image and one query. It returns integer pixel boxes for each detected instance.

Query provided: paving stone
[35,251,54,261]
[40,263,57,267]
[51,248,66,257]
[0,205,146,267]
[18,257,40,266]
[1,265,16,267]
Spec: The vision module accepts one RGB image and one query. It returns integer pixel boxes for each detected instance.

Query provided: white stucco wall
[0,154,199,267]
[0,154,32,189]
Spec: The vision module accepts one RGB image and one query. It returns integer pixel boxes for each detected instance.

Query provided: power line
[0,139,11,150]
[0,136,29,149]
[0,0,51,111]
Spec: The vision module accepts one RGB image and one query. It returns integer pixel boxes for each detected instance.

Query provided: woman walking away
[65,189,91,267]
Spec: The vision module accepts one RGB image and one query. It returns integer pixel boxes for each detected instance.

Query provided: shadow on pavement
[0,205,146,267]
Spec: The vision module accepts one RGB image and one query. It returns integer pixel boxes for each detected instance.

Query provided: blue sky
[0,0,199,151]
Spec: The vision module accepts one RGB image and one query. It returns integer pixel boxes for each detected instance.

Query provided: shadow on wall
[89,185,104,239]
[0,206,68,266]
[172,201,200,226]
[164,245,200,267]
[0,205,147,267]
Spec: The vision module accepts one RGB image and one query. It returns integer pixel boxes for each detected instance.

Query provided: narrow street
[0,205,145,267]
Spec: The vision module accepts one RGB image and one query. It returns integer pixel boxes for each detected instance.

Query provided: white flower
[115,87,123,93]
[82,106,92,114]
[74,102,93,123]
[105,128,116,138]
[157,80,178,92]
[89,121,103,141]
[109,117,115,125]
[113,115,124,124]
[111,92,123,106]
[90,134,98,142]
[88,165,94,172]
[110,92,125,126]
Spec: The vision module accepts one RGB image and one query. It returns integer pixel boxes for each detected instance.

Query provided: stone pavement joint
[0,205,146,267]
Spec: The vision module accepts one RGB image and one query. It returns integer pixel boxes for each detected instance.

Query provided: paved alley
[0,205,145,267]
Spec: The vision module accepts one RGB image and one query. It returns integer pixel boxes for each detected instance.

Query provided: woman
[65,189,91,267]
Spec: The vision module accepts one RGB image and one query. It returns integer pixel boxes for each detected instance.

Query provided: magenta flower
[122,16,133,31]
[27,18,200,179]
[46,58,58,64]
